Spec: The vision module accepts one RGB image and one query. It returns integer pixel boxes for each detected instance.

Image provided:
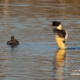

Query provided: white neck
[56,24,62,30]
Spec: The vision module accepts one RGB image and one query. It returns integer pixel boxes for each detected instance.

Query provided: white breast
[55,34,67,49]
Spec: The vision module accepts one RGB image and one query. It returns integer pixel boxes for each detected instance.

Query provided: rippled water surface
[0,0,80,80]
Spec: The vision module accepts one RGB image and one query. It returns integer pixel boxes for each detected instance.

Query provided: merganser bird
[50,21,68,49]
[7,36,19,45]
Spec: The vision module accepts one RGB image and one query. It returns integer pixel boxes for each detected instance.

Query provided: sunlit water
[0,0,80,80]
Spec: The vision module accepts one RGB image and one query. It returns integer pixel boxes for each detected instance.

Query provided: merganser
[50,21,68,49]
[7,36,19,45]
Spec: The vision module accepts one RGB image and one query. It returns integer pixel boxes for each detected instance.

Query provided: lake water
[0,0,80,80]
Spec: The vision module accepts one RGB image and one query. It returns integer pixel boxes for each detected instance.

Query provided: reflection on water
[0,0,80,80]
[54,49,66,80]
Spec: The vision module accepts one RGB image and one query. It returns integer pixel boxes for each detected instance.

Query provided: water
[0,0,80,80]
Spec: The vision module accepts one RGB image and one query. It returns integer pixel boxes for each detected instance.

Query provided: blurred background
[0,0,80,80]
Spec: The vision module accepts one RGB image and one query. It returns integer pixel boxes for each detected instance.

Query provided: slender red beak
[49,24,53,26]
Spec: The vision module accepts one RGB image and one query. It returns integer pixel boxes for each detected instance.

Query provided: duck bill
[49,24,53,26]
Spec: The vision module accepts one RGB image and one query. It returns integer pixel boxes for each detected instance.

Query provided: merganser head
[51,21,62,30]
[11,36,14,40]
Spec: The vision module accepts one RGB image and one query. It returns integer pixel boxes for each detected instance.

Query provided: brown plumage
[7,36,19,45]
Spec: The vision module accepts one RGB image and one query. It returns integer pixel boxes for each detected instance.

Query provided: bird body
[7,36,19,45]
[51,21,68,49]
[7,40,19,45]
[55,33,67,49]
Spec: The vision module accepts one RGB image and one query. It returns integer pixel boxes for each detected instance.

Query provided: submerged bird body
[7,36,19,45]
[51,21,68,49]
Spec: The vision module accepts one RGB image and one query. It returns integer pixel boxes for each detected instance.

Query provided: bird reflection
[7,45,19,56]
[53,49,67,80]
[10,45,18,48]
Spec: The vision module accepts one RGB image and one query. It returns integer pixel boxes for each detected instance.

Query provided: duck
[7,36,19,45]
[50,21,68,49]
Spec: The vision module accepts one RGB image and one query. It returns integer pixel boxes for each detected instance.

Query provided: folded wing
[53,29,68,42]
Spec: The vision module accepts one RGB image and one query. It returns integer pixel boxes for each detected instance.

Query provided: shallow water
[0,0,80,80]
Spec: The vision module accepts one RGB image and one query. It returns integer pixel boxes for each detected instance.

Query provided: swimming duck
[50,21,68,49]
[7,36,19,45]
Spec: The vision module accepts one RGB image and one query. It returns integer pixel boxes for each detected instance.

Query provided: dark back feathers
[53,29,66,38]
[7,40,19,45]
